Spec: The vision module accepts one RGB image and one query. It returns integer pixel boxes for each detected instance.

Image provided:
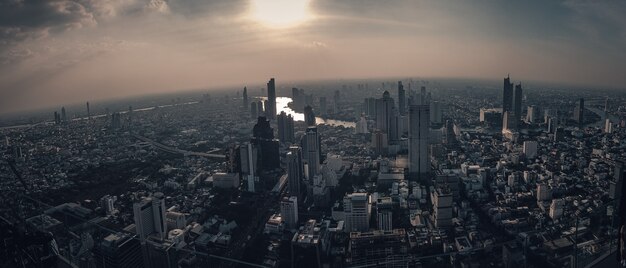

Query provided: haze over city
[1,0,626,114]
[3,1,626,268]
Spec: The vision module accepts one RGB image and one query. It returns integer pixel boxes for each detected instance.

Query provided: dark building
[267,78,277,119]
[242,86,248,109]
[347,229,409,268]
[92,233,144,268]
[61,107,68,123]
[304,105,316,126]
[319,96,327,116]
[252,116,280,171]
[250,101,258,119]
[287,146,304,200]
[257,100,264,116]
[277,111,295,143]
[574,98,584,126]
[502,75,514,131]
[512,83,523,130]
[398,81,406,115]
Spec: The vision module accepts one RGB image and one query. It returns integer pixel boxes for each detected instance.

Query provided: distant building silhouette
[277,111,295,143]
[252,116,280,172]
[304,105,316,126]
[267,78,277,119]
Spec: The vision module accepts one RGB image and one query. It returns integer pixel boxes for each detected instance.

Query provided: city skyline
[1,0,626,114]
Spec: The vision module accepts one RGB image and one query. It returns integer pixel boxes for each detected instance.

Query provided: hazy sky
[1,0,625,114]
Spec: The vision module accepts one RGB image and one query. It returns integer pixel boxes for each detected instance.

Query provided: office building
[250,101,258,118]
[430,101,442,125]
[319,96,327,116]
[287,146,304,200]
[503,75,513,115]
[348,229,408,268]
[277,111,295,143]
[304,105,316,126]
[305,127,321,180]
[408,102,430,183]
[281,196,299,230]
[252,116,280,171]
[377,209,392,231]
[371,130,388,156]
[574,98,584,126]
[242,86,248,109]
[343,193,370,232]
[133,193,167,241]
[92,233,144,268]
[240,142,258,192]
[511,83,523,130]
[267,78,276,119]
[523,141,538,159]
[398,81,406,115]
[432,188,453,228]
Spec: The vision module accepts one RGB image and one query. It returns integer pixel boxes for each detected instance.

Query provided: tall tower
[574,98,584,126]
[287,146,303,200]
[398,81,406,115]
[133,193,167,242]
[511,83,523,130]
[306,127,321,181]
[86,102,91,120]
[503,75,513,114]
[61,107,67,123]
[242,86,248,109]
[267,78,276,119]
[304,105,316,126]
[278,111,295,143]
[408,94,430,183]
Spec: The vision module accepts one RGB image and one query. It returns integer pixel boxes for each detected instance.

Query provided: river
[269,97,356,128]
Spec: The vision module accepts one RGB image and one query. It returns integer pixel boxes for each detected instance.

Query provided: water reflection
[270,97,356,128]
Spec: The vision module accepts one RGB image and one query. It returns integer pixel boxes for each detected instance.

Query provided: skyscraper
[257,100,264,116]
[277,111,295,143]
[306,127,321,180]
[86,102,91,120]
[133,193,167,241]
[287,146,303,200]
[511,83,523,130]
[267,78,276,119]
[408,98,430,183]
[242,86,248,109]
[252,116,280,172]
[304,105,316,126]
[250,101,258,118]
[375,91,394,135]
[240,142,258,192]
[319,97,327,116]
[280,196,299,230]
[93,233,144,268]
[503,75,513,114]
[574,98,584,126]
[398,81,406,115]
[61,106,67,123]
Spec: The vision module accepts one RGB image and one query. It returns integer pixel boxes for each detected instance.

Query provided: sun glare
[249,0,313,29]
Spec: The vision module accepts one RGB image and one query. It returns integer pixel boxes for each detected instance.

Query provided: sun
[248,0,313,29]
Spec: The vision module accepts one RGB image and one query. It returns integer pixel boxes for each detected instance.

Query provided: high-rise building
[432,188,453,228]
[242,86,248,109]
[511,83,523,130]
[61,106,68,123]
[344,193,370,232]
[133,193,167,241]
[240,142,258,192]
[430,101,442,125]
[536,183,552,202]
[257,100,264,116]
[574,98,584,126]
[250,101,258,119]
[92,233,144,268]
[277,111,295,143]
[398,81,406,115]
[86,102,91,120]
[348,229,408,268]
[252,116,280,172]
[267,78,276,119]
[523,141,538,159]
[371,130,388,156]
[408,100,430,182]
[304,105,316,126]
[319,97,327,116]
[503,75,514,114]
[306,127,321,180]
[605,118,613,134]
[375,91,394,136]
[280,196,299,230]
[287,146,303,200]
